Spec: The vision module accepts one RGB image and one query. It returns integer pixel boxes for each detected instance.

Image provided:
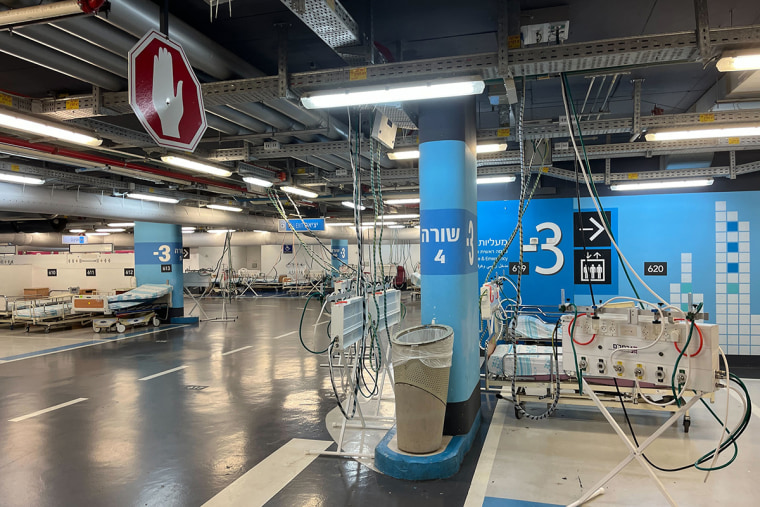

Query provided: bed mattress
[15,303,71,319]
[108,284,172,310]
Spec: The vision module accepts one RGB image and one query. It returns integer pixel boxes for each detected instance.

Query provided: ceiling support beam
[694,0,712,63]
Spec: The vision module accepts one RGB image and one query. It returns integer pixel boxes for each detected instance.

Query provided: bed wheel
[514,404,525,419]
[93,326,102,333]
[683,415,691,433]
[116,323,126,333]
[44,327,50,334]
[152,317,161,327]
[25,325,30,333]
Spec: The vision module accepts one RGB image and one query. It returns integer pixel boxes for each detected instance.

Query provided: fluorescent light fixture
[301,76,485,109]
[379,213,419,219]
[253,230,268,233]
[384,197,420,205]
[281,186,319,199]
[161,155,232,178]
[716,50,760,72]
[414,225,421,229]
[96,228,125,233]
[326,222,353,227]
[125,192,179,204]
[86,232,109,236]
[69,229,86,233]
[181,226,196,231]
[610,178,714,191]
[207,229,236,234]
[242,176,274,187]
[476,143,508,153]
[388,225,406,229]
[0,108,102,146]
[0,172,45,185]
[645,125,760,141]
[107,222,134,227]
[387,143,507,160]
[341,201,366,210]
[477,175,517,184]
[388,149,420,160]
[182,230,195,234]
[206,204,243,213]
[375,220,397,225]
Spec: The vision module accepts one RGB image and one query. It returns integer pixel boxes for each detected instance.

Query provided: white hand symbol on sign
[152,47,184,138]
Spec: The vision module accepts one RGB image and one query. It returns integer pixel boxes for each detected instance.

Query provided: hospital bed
[72,284,172,333]
[0,295,18,327]
[13,294,93,333]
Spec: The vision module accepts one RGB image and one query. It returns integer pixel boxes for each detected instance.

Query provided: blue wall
[478,191,760,355]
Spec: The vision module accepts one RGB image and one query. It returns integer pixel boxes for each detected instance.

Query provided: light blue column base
[374,411,481,481]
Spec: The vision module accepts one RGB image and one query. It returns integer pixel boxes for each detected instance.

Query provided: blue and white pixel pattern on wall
[714,201,754,355]
[669,253,703,313]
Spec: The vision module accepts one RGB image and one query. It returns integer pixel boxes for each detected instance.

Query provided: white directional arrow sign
[580,216,605,242]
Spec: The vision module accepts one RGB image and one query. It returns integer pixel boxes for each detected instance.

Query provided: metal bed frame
[13,294,92,333]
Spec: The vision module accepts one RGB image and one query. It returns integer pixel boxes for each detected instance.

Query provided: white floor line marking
[201,438,332,507]
[463,399,508,507]
[221,345,253,356]
[0,325,189,366]
[730,388,760,420]
[138,365,187,381]
[273,330,297,340]
[9,397,88,422]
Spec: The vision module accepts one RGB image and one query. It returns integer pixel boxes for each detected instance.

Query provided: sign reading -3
[86,268,97,277]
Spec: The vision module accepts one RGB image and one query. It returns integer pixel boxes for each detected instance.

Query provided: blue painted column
[331,239,348,277]
[419,96,480,435]
[134,222,184,319]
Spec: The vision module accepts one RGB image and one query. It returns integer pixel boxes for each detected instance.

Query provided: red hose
[673,320,704,357]
[568,313,596,346]
[0,135,248,193]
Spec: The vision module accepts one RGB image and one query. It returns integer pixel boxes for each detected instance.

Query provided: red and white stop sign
[128,30,207,152]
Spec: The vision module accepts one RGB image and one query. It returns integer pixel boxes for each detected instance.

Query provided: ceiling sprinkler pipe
[0,1,104,28]
[0,135,248,194]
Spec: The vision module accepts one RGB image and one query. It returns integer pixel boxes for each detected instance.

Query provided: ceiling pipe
[0,135,248,193]
[53,16,138,57]
[0,30,125,90]
[0,182,274,229]
[14,25,127,78]
[100,0,261,80]
[0,0,105,29]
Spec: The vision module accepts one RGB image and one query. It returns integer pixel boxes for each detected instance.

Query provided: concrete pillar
[419,96,480,435]
[134,222,184,319]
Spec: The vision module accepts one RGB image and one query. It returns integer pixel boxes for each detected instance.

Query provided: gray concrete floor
[0,296,756,506]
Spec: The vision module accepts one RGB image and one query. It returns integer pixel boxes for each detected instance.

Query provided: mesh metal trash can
[391,324,454,454]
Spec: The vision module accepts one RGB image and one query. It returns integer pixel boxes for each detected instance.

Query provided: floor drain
[185,385,209,391]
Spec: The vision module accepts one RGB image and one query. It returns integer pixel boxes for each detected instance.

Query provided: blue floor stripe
[483,498,561,507]
[0,325,186,361]
[0,341,106,361]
